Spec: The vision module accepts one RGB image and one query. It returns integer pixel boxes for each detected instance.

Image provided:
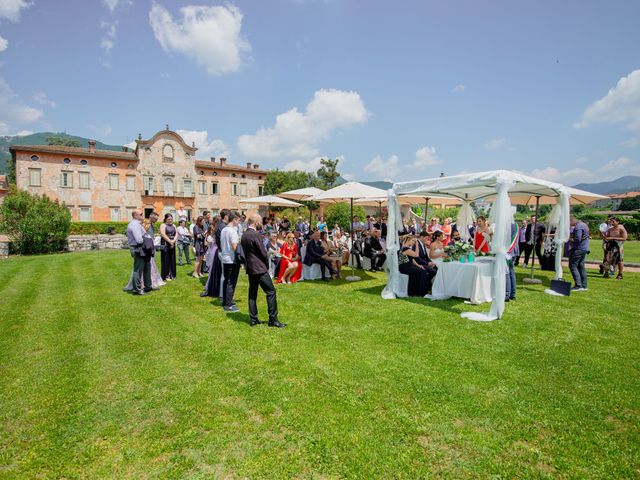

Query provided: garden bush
[0,187,71,254]
[325,203,366,232]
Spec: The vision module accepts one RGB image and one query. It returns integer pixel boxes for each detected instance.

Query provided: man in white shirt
[220,212,241,312]
[176,219,192,266]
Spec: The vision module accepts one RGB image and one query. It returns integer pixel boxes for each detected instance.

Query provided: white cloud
[485,138,506,150]
[283,155,345,174]
[238,88,369,160]
[524,157,640,185]
[452,84,466,93]
[0,0,32,22]
[620,137,640,148]
[32,91,56,108]
[575,156,589,165]
[100,20,118,54]
[176,129,229,157]
[0,35,8,52]
[574,69,640,131]
[526,166,595,185]
[364,154,399,179]
[14,129,33,136]
[103,0,119,13]
[0,121,33,136]
[341,172,354,181]
[598,157,640,177]
[149,3,251,76]
[0,77,42,125]
[413,146,441,168]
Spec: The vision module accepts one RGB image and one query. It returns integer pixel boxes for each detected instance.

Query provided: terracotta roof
[10,144,137,161]
[609,191,640,199]
[195,160,267,174]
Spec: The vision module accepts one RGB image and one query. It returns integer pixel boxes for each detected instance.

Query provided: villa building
[10,128,267,221]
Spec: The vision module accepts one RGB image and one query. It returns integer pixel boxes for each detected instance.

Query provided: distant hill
[0,132,124,175]
[573,176,640,195]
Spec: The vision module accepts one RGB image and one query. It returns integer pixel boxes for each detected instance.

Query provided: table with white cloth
[426,258,494,304]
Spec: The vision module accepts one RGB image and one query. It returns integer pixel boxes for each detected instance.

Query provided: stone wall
[0,235,8,259]
[66,234,128,252]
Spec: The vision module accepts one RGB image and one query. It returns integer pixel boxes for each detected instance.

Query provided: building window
[258,185,264,196]
[60,171,73,188]
[163,177,174,196]
[198,181,207,195]
[79,207,91,222]
[163,205,176,219]
[126,207,136,220]
[109,174,119,190]
[29,169,41,186]
[79,172,90,189]
[163,144,174,161]
[144,176,154,194]
[211,182,219,195]
[67,206,74,220]
[111,162,118,168]
[199,170,205,176]
[63,158,71,164]
[183,179,192,196]
[212,171,217,176]
[30,155,39,161]
[241,174,246,178]
[239,183,247,196]
[80,159,88,166]
[110,207,120,222]
[231,173,236,177]
[231,183,238,196]
[126,175,136,191]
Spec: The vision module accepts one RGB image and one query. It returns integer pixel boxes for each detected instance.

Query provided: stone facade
[0,235,8,258]
[11,128,267,221]
[66,234,128,252]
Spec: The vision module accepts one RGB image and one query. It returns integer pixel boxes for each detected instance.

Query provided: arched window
[164,177,174,195]
[80,159,88,166]
[63,158,71,164]
[212,171,217,176]
[163,144,174,161]
[111,162,117,168]
[31,155,39,161]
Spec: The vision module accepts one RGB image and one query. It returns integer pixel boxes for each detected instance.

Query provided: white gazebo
[382,170,578,321]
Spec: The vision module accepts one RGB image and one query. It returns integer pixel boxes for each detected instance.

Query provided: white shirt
[189,223,195,236]
[177,225,190,241]
[220,224,239,264]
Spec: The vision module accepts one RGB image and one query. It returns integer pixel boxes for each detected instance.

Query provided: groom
[126,209,152,295]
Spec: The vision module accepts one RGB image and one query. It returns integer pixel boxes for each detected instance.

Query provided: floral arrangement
[443,240,473,262]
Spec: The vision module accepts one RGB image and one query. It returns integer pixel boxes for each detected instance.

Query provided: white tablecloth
[427,258,494,304]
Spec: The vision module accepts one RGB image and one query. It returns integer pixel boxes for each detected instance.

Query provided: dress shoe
[268,320,286,328]
[143,287,159,292]
[250,319,262,326]
[224,305,240,312]
[133,291,146,296]
[199,292,209,297]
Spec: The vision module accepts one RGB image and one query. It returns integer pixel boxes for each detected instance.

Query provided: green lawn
[1,250,639,478]
[588,239,640,264]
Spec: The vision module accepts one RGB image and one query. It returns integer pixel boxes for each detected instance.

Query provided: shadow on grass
[225,311,253,326]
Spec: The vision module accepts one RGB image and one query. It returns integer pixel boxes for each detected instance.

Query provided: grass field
[587,239,640,264]
[1,250,639,478]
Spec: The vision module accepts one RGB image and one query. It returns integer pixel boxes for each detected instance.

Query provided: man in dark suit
[415,230,438,287]
[240,214,285,328]
[364,228,386,271]
[303,229,336,280]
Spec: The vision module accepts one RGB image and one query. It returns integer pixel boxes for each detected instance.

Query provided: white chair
[300,245,326,281]
[397,273,409,297]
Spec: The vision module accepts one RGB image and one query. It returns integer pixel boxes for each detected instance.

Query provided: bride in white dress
[427,231,447,298]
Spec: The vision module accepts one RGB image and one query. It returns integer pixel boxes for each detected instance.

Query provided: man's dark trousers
[222,262,240,307]
[132,249,152,293]
[248,272,278,323]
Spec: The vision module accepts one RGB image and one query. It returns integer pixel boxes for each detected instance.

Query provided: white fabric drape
[456,201,475,243]
[382,190,405,299]
[553,188,570,280]
[461,179,513,321]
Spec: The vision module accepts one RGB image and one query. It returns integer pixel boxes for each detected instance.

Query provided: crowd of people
[125,207,631,321]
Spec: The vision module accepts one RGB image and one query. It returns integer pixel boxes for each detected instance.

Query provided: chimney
[253,164,260,169]
[122,146,128,152]
[219,157,226,165]
[246,162,252,169]
[88,140,96,153]
[210,157,215,162]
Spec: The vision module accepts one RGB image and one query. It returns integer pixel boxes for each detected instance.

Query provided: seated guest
[352,216,364,235]
[350,232,365,269]
[320,231,341,278]
[277,233,302,284]
[364,215,375,231]
[332,227,350,266]
[266,232,282,278]
[429,230,447,263]
[303,229,336,281]
[364,228,387,272]
[416,230,432,264]
[316,216,328,233]
[293,231,304,252]
[474,216,492,253]
[399,236,434,297]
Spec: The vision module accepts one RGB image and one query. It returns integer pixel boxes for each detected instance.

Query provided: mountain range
[1,132,639,196]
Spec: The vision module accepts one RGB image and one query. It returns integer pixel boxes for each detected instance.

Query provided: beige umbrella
[506,187,607,206]
[239,195,302,216]
[279,187,325,225]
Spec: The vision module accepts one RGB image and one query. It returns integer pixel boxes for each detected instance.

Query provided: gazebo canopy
[383,170,581,321]
[238,195,302,207]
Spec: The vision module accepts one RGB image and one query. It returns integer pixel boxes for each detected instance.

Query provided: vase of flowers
[444,241,473,262]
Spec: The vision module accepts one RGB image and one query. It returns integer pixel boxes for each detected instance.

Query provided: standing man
[220,212,241,311]
[568,216,590,291]
[505,221,519,301]
[515,219,528,266]
[148,211,159,235]
[602,216,627,280]
[176,219,192,266]
[241,214,285,327]
[126,209,153,295]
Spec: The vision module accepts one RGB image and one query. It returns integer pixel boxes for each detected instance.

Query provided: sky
[1,0,639,185]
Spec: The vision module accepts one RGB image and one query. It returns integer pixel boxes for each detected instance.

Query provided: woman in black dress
[192,215,206,278]
[160,213,178,280]
[398,235,431,297]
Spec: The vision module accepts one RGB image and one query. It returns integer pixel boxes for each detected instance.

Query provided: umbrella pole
[523,196,542,284]
[424,197,430,230]
[346,197,361,282]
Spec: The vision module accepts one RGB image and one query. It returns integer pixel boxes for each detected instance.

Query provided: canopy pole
[423,197,430,229]
[346,198,361,282]
[523,195,542,284]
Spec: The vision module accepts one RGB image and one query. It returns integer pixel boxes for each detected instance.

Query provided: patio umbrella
[311,182,387,282]
[355,195,461,225]
[279,187,325,226]
[238,195,302,216]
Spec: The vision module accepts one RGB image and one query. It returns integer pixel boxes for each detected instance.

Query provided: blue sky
[1,0,639,185]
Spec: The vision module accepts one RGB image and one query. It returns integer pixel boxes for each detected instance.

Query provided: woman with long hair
[159,213,177,281]
[398,235,431,296]
[277,232,302,284]
[474,216,492,254]
[192,216,206,278]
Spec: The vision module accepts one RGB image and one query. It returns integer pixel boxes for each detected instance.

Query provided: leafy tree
[46,135,82,148]
[263,169,316,195]
[316,158,340,189]
[0,187,71,254]
[325,202,366,232]
[618,195,640,211]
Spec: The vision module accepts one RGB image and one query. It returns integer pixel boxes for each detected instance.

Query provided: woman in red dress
[441,217,452,246]
[474,216,492,254]
[277,233,302,284]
